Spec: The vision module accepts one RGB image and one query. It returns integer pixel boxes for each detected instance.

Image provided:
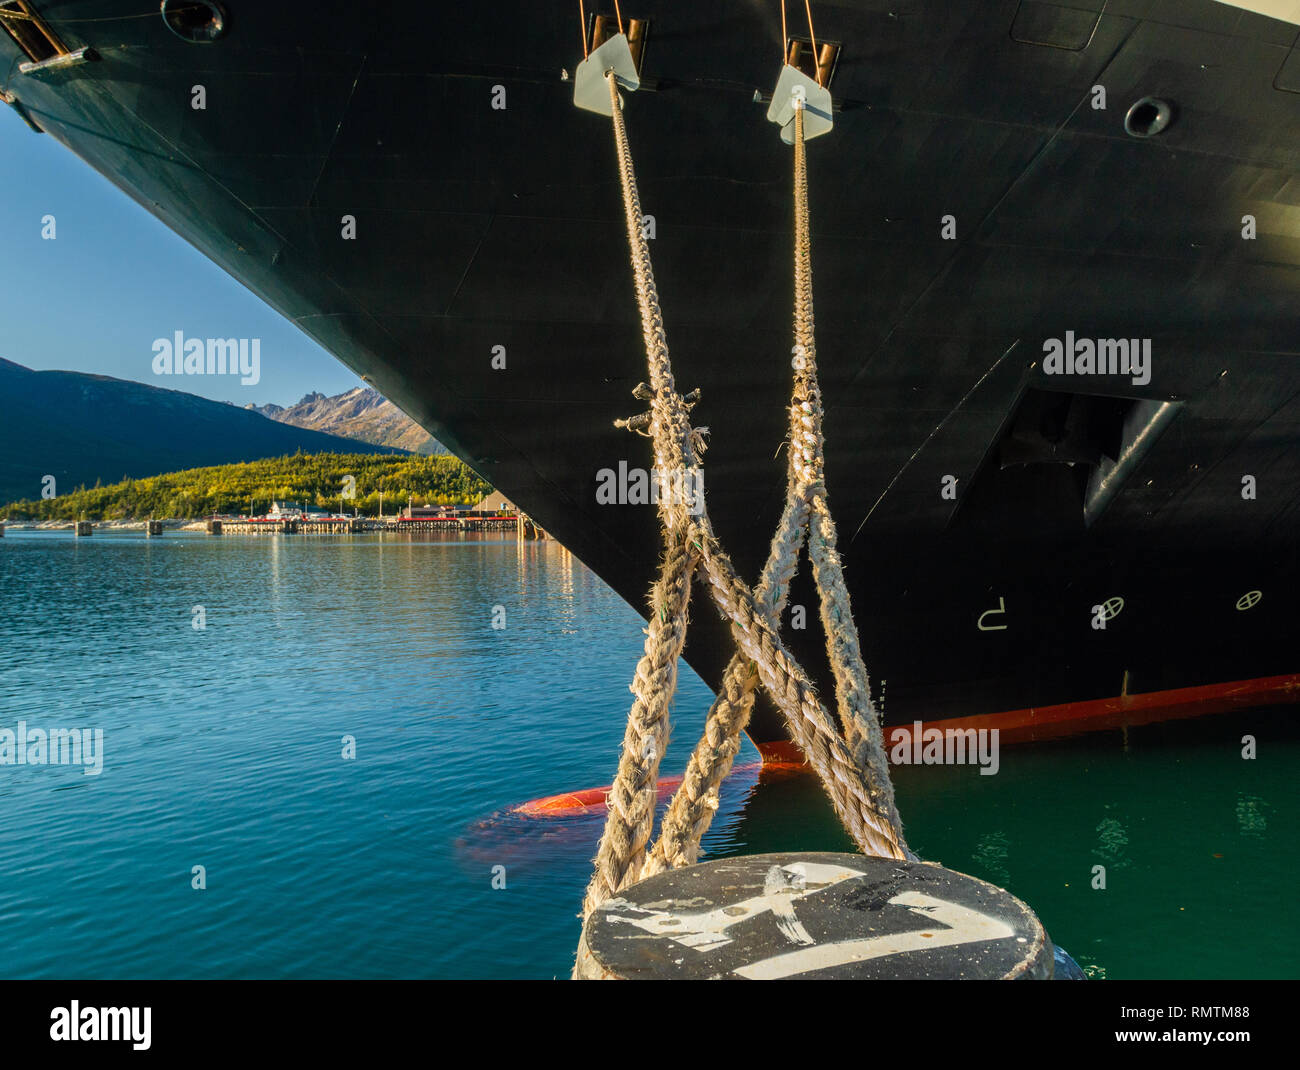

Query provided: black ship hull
[4,0,1297,753]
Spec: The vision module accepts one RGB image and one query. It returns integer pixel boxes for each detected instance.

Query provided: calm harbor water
[0,530,1296,979]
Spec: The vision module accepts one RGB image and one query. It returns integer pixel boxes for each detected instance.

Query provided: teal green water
[0,531,1295,978]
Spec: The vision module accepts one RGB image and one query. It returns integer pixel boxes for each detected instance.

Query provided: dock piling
[575,852,1060,980]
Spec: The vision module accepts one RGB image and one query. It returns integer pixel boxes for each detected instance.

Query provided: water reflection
[1,530,1296,979]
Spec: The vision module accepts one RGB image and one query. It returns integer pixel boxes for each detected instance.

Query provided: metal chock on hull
[767,64,833,143]
[573,33,639,116]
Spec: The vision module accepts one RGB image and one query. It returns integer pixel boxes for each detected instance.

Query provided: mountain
[246,387,445,455]
[0,358,403,506]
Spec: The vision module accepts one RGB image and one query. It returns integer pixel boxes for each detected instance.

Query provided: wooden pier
[10,514,529,538]
[207,515,520,535]
[392,515,518,532]
[217,519,349,534]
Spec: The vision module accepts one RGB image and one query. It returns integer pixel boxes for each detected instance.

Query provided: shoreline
[2,520,206,532]
[1,518,523,534]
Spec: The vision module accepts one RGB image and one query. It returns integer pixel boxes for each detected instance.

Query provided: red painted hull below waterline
[877,671,1300,749]
[517,672,1299,816]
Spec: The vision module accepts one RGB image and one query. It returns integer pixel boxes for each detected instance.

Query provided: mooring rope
[641,491,807,877]
[789,102,899,814]
[578,76,910,939]
[578,70,703,918]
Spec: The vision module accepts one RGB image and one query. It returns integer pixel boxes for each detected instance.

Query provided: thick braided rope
[805,505,906,842]
[579,528,697,917]
[605,71,698,487]
[579,80,908,938]
[658,106,906,862]
[693,522,908,861]
[640,655,758,877]
[578,72,703,925]
[643,104,909,872]
[791,103,909,842]
[642,492,809,876]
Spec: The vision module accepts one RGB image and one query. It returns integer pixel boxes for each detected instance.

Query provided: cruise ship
[3,0,1297,759]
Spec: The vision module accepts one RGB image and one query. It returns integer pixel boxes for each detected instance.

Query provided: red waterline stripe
[884,671,1300,748]
[756,671,1300,759]
[516,672,1300,814]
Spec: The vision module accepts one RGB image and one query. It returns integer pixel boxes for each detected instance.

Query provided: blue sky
[0,105,362,408]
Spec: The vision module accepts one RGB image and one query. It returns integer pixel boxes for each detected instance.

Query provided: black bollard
[576,852,1060,980]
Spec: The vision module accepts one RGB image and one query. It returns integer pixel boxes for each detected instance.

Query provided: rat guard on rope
[575,52,913,961]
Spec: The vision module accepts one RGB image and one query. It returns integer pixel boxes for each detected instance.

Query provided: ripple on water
[1,532,1297,978]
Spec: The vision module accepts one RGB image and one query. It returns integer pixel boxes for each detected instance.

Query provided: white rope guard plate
[574,33,640,116]
[767,64,833,143]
